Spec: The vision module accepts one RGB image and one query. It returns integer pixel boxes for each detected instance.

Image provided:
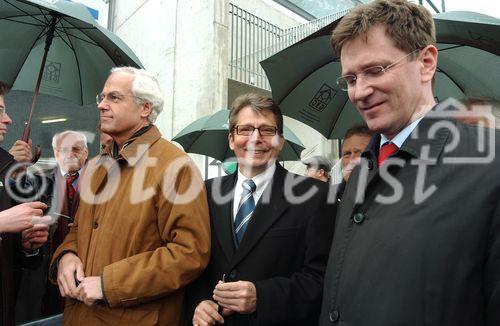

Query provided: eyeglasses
[56,146,86,154]
[233,125,278,137]
[336,49,421,91]
[0,107,7,117]
[96,92,143,105]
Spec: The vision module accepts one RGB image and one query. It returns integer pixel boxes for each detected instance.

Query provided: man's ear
[141,101,153,119]
[420,44,438,83]
[228,132,235,150]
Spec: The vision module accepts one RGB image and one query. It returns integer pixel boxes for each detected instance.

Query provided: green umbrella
[0,0,143,149]
[260,11,500,139]
[172,109,305,162]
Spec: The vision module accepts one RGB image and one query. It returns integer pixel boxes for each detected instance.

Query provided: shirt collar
[380,117,424,148]
[236,162,276,193]
[59,166,84,177]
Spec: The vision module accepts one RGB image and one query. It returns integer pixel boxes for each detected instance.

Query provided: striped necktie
[234,179,256,247]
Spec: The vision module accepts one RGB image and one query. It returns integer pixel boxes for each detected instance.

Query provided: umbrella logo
[309,84,336,112]
[43,61,62,84]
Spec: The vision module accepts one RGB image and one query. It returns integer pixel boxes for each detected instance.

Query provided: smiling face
[0,95,12,142]
[340,25,436,138]
[229,106,285,178]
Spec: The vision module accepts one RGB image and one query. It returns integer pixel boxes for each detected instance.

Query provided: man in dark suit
[0,81,50,325]
[16,130,88,321]
[319,1,500,325]
[189,93,336,326]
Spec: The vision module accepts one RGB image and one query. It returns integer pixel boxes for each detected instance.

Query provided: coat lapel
[211,173,237,262]
[343,116,451,217]
[229,164,288,270]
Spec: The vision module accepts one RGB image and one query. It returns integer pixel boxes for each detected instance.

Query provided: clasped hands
[192,280,257,326]
[57,252,104,306]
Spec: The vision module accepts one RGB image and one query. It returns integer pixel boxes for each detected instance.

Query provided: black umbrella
[260,11,500,139]
[0,0,143,158]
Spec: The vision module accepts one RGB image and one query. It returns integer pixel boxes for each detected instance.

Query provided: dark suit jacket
[186,163,336,325]
[0,147,42,325]
[319,117,500,326]
[29,166,82,220]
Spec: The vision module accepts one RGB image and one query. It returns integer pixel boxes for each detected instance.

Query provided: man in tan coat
[50,67,210,325]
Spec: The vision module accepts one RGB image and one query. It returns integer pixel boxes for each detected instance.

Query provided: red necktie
[65,173,78,201]
[378,142,399,166]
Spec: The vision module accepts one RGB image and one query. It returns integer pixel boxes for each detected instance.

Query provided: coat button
[353,213,365,224]
[229,269,237,279]
[329,310,340,323]
[93,221,99,229]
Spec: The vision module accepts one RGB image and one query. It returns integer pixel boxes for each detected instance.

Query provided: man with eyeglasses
[319,1,500,325]
[187,93,336,326]
[49,67,210,325]
[16,130,88,322]
[0,81,51,325]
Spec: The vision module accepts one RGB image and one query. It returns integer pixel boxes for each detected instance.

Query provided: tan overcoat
[50,126,210,325]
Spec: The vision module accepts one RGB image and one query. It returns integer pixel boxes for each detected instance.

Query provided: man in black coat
[319,1,500,325]
[0,82,50,325]
[188,94,336,325]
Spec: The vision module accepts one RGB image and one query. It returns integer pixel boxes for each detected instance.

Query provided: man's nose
[350,78,374,102]
[250,128,263,141]
[2,112,12,125]
[97,99,108,111]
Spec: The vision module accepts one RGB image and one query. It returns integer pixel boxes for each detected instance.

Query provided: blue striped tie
[234,179,256,246]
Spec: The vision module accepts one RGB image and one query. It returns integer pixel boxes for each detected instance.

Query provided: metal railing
[229,3,348,90]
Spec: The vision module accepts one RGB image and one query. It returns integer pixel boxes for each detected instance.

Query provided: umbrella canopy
[260,11,500,139]
[172,109,306,162]
[0,0,143,105]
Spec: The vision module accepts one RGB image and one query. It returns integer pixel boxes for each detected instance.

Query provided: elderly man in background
[0,81,50,325]
[50,67,210,325]
[302,155,333,183]
[16,130,89,322]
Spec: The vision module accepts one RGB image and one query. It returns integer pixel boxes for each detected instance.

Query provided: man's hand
[21,221,50,251]
[9,139,32,163]
[193,300,226,326]
[57,252,84,299]
[77,276,104,306]
[213,281,257,314]
[0,201,47,233]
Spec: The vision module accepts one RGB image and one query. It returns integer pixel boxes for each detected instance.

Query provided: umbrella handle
[32,145,42,164]
[21,123,42,164]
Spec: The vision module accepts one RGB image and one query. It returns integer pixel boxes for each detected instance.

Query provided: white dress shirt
[232,163,276,220]
[380,117,424,148]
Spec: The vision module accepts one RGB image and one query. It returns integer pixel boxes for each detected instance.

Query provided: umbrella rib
[438,44,463,52]
[7,24,51,88]
[53,22,100,47]
[53,22,78,49]
[69,20,131,66]
[326,96,349,139]
[61,23,85,105]
[276,57,342,104]
[57,16,95,30]
[435,67,465,94]
[2,17,50,28]
[4,0,48,26]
